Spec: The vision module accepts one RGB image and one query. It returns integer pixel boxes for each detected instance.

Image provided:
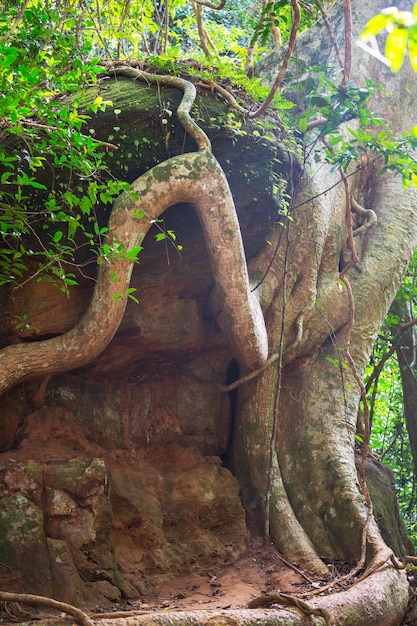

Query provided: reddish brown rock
[0,407,247,603]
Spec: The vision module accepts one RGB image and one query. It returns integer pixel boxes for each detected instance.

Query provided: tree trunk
[233,0,417,617]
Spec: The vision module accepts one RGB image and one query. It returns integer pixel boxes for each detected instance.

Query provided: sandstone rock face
[0,407,247,604]
[0,493,52,596]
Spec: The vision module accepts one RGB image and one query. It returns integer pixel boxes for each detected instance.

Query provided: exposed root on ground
[0,591,94,626]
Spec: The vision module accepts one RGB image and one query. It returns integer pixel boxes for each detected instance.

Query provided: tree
[366,256,417,540]
[1,0,417,624]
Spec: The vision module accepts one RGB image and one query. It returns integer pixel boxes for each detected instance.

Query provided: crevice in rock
[220,358,240,472]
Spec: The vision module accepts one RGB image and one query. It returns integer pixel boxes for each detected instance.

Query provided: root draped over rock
[0,70,268,396]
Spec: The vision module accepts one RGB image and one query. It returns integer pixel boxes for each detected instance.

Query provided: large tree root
[0,150,268,394]
[0,69,269,396]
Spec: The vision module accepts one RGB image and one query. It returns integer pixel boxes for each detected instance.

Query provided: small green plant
[326,356,348,371]
[0,1,131,292]
[14,314,39,334]
[112,287,139,304]
[293,69,417,188]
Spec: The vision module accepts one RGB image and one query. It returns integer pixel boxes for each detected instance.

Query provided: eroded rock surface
[0,406,246,605]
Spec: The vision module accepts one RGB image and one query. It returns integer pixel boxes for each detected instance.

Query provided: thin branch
[380,422,402,462]
[274,552,315,584]
[3,0,30,41]
[342,0,352,87]
[248,0,301,119]
[80,0,114,59]
[245,0,266,75]
[365,316,417,393]
[315,0,344,69]
[191,0,219,58]
[268,4,282,50]
[305,117,328,131]
[18,121,119,150]
[181,351,280,392]
[193,0,226,8]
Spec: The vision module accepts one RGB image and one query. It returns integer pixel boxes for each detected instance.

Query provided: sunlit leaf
[385,27,409,72]
[361,13,390,43]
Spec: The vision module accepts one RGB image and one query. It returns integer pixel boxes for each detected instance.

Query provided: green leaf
[127,287,139,303]
[1,172,12,184]
[53,230,63,243]
[127,246,143,261]
[298,116,308,133]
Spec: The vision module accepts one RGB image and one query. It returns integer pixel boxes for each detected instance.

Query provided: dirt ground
[1,533,417,624]
[0,532,313,623]
[88,530,348,619]
[119,534,309,614]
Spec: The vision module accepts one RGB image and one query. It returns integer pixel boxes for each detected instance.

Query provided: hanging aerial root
[105,65,211,150]
[351,195,378,237]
